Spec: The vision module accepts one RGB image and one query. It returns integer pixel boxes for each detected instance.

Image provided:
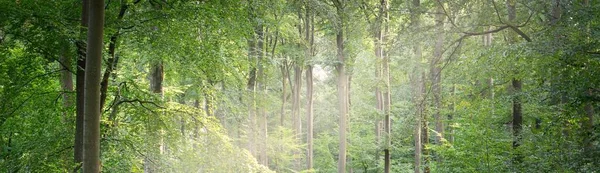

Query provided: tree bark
[144,60,163,173]
[256,25,267,166]
[82,0,105,171]
[334,1,347,171]
[431,2,445,145]
[506,0,523,166]
[292,65,302,136]
[376,0,392,172]
[281,62,288,127]
[74,0,89,169]
[421,72,430,173]
[305,1,315,169]
[410,0,422,172]
[59,44,74,123]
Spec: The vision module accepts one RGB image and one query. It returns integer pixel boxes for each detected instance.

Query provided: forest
[0,0,598,172]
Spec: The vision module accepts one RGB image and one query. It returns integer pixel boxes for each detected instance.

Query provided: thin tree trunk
[447,84,455,143]
[377,0,391,172]
[82,0,105,171]
[305,1,315,169]
[281,63,288,127]
[246,22,258,159]
[59,44,74,123]
[58,42,73,171]
[256,25,266,165]
[204,85,212,117]
[421,72,430,173]
[74,0,89,169]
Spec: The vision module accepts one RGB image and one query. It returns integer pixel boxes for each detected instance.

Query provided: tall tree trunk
[292,65,302,136]
[246,19,261,159]
[144,60,163,173]
[431,2,445,145]
[334,1,347,170]
[306,66,314,169]
[247,41,257,158]
[506,0,523,166]
[421,72,430,173]
[74,0,89,169]
[305,1,315,169]
[484,27,494,118]
[336,30,347,173]
[256,25,267,165]
[410,0,422,172]
[82,0,105,171]
[377,0,392,172]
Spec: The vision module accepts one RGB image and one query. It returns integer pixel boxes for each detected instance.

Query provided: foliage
[0,0,599,172]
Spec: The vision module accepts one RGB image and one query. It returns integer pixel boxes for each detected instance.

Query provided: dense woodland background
[0,0,599,172]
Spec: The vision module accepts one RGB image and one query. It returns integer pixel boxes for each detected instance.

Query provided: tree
[431,0,445,146]
[74,0,89,168]
[332,0,348,172]
[82,0,105,171]
[506,0,523,165]
[305,0,315,169]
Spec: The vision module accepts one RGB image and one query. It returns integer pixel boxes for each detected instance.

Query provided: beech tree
[0,0,598,172]
[82,0,105,172]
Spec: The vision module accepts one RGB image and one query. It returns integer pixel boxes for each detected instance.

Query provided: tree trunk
[431,2,445,145]
[378,0,391,172]
[506,0,523,166]
[59,44,74,123]
[448,84,456,143]
[334,1,347,170]
[281,63,288,127]
[292,65,302,136]
[74,0,89,169]
[421,72,430,173]
[305,2,315,169]
[144,60,163,173]
[336,31,347,173]
[82,0,105,171]
[410,0,422,172]
[306,65,314,169]
[256,25,267,165]
[58,42,73,171]
[246,20,260,159]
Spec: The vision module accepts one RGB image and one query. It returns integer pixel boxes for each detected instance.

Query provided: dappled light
[0,0,599,172]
